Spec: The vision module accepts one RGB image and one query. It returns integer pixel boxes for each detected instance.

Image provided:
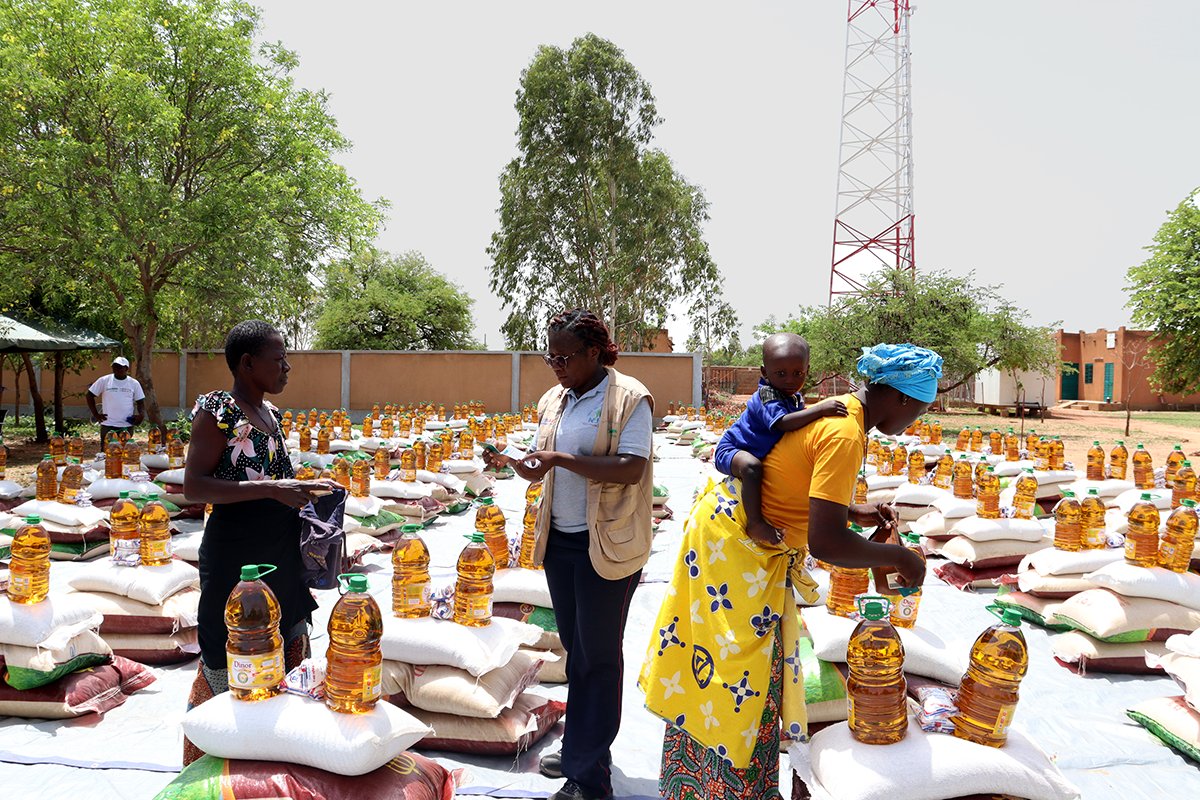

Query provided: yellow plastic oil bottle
[854,471,869,505]
[68,434,84,461]
[294,463,316,481]
[667,400,676,417]
[454,532,496,627]
[955,428,970,452]
[122,439,140,478]
[316,425,331,455]
[872,531,925,629]
[427,442,444,473]
[891,443,908,478]
[976,466,1000,519]
[1004,428,1020,462]
[519,481,544,569]
[225,564,285,701]
[475,497,509,569]
[1081,488,1107,550]
[57,458,83,505]
[8,516,51,604]
[969,427,983,453]
[412,413,425,436]
[952,455,974,499]
[332,457,351,492]
[1053,490,1082,552]
[1033,437,1050,471]
[298,421,312,452]
[110,491,141,565]
[380,415,393,439]
[988,428,1003,455]
[1160,500,1198,573]
[954,605,1029,748]
[140,494,172,566]
[117,428,130,445]
[826,524,871,619]
[397,414,411,439]
[1165,445,1186,487]
[1132,444,1154,490]
[1025,429,1039,458]
[35,455,57,501]
[49,433,66,466]
[847,595,908,745]
[399,447,417,482]
[930,419,942,445]
[876,444,892,476]
[1050,436,1065,471]
[325,574,384,714]
[1086,441,1106,481]
[1012,469,1039,520]
[440,429,454,460]
[1110,441,1129,481]
[1124,492,1161,568]
[168,429,185,469]
[374,446,391,480]
[362,415,373,440]
[350,459,370,498]
[412,439,427,471]
[918,418,931,445]
[307,409,318,428]
[392,524,431,618]
[319,410,329,428]
[1174,461,1197,509]
[907,448,924,484]
[867,436,881,466]
[459,430,475,458]
[934,450,954,490]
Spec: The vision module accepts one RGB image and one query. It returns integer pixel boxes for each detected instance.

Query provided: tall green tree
[314,249,478,351]
[487,33,726,351]
[1126,188,1200,396]
[0,0,383,426]
[753,269,1061,393]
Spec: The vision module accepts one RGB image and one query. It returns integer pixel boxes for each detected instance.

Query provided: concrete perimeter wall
[2,350,701,421]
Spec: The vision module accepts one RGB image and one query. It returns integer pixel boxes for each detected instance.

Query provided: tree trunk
[1125,403,1132,438]
[21,353,47,443]
[11,355,19,425]
[122,315,164,436]
[54,352,65,433]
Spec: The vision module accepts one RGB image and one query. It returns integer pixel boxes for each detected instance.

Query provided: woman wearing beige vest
[484,308,654,800]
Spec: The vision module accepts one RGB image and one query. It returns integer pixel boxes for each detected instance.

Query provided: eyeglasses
[542,346,587,370]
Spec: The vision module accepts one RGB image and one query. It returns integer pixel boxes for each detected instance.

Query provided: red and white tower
[829,0,915,301]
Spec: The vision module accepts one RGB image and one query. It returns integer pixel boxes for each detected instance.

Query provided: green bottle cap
[1184,461,1193,467]
[944,449,951,454]
[340,573,370,593]
[1061,490,1075,498]
[855,595,890,620]
[401,523,423,534]
[1024,468,1034,474]
[42,455,51,460]
[848,523,864,534]
[118,491,130,498]
[239,563,277,581]
[1175,445,1183,451]
[1088,488,1099,495]
[1117,440,1125,445]
[1093,441,1100,446]
[478,497,494,506]
[1141,492,1153,501]
[1138,443,1145,448]
[988,604,1023,627]
[987,466,995,472]
[25,515,41,524]
[468,531,486,543]
[1184,499,1196,508]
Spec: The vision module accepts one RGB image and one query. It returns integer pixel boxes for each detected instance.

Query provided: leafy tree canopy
[0,0,383,425]
[487,33,727,351]
[752,269,1061,393]
[314,249,478,351]
[1126,188,1200,396]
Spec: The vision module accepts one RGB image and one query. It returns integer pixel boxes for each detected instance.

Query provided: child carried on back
[713,332,847,545]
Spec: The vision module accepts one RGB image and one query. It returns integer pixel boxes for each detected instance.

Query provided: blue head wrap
[857,344,943,403]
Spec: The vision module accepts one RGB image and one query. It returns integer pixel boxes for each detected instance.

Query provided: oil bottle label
[111,539,141,567]
[1014,498,1035,516]
[169,456,184,468]
[890,592,921,623]
[1084,527,1106,548]
[363,664,382,701]
[123,464,135,478]
[143,538,172,561]
[993,703,1016,736]
[398,583,431,606]
[229,650,285,689]
[60,488,79,504]
[462,595,493,618]
[8,574,30,594]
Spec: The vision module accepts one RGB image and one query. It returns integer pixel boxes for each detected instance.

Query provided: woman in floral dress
[182,320,333,763]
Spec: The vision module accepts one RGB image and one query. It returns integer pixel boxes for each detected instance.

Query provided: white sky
[253,1,1200,351]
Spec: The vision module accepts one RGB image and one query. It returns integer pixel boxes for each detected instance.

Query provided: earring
[901,396,908,405]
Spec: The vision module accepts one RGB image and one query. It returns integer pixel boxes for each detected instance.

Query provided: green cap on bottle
[988,603,1023,627]
[401,523,423,534]
[239,563,277,581]
[340,574,370,593]
[25,515,41,524]
[855,595,890,620]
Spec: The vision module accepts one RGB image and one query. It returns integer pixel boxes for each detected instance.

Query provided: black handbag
[298,486,347,590]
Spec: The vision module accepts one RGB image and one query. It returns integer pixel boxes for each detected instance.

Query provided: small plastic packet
[284,658,327,700]
[915,685,958,734]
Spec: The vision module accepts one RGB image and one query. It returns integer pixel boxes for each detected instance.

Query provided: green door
[1103,362,1114,402]
[1061,363,1079,401]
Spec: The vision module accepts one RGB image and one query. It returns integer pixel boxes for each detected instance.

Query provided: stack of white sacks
[1132,628,1200,763]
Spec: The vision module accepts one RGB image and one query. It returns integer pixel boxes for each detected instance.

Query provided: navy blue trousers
[543,529,641,798]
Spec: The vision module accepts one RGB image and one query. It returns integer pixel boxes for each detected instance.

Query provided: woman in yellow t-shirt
[641,343,943,800]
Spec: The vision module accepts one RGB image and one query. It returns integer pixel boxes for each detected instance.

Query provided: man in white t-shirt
[87,356,146,440]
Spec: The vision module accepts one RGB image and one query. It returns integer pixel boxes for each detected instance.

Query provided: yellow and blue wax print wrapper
[639,476,816,769]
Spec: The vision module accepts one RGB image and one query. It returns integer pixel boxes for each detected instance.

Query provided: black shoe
[551,781,612,800]
[539,750,563,778]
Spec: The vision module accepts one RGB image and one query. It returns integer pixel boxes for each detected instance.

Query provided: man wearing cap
[87,356,146,440]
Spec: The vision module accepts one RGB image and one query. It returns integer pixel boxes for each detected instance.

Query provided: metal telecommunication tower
[829,0,915,302]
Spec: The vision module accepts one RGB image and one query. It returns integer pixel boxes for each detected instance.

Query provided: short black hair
[224,320,280,374]
[548,308,619,366]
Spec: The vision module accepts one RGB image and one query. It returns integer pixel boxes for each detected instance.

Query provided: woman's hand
[848,502,898,533]
[513,451,555,481]
[480,448,511,471]
[270,479,339,508]
[746,519,785,547]
[892,545,927,589]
